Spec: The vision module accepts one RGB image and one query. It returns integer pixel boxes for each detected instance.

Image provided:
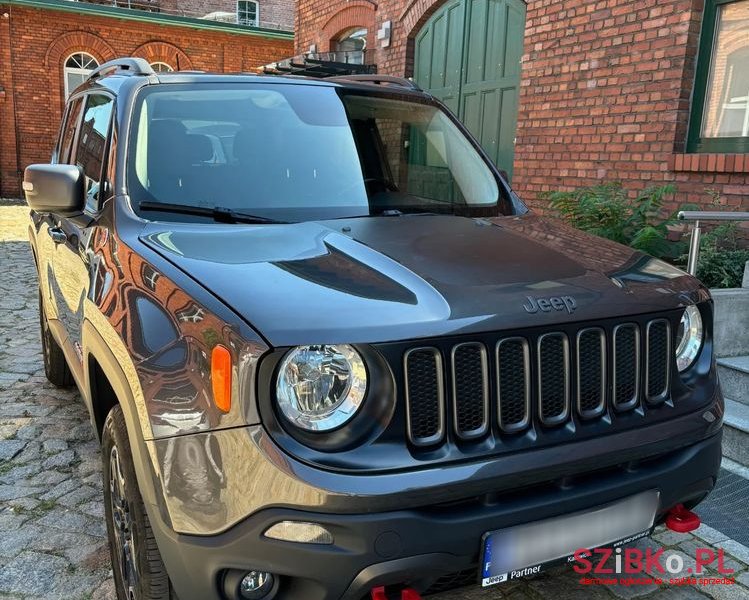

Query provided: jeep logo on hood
[523,295,577,315]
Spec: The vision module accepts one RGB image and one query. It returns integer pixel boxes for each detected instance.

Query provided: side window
[74,94,114,211]
[59,97,84,165]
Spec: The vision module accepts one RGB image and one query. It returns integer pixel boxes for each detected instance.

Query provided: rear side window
[74,94,114,210]
[59,97,84,164]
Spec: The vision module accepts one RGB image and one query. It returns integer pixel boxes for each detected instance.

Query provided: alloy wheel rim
[109,445,139,599]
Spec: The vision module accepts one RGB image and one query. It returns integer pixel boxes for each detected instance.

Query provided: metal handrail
[677,210,749,275]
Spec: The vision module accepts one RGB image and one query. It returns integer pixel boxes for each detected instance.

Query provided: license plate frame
[479,489,660,587]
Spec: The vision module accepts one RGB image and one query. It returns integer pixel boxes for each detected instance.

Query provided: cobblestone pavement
[1,203,749,600]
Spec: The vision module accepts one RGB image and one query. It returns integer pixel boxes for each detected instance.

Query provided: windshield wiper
[139,201,287,224]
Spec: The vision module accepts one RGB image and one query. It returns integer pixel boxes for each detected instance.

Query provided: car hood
[139,214,705,346]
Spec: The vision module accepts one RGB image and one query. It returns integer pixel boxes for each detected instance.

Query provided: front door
[413,0,526,180]
[50,92,114,378]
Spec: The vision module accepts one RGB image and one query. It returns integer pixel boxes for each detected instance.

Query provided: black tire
[38,290,74,387]
[102,405,178,600]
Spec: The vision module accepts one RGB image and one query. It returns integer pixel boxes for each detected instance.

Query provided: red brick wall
[295,0,378,53]
[0,4,292,197]
[515,0,748,213]
[296,0,749,213]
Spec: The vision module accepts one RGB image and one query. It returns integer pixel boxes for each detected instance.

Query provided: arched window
[150,61,174,73]
[237,0,259,26]
[333,28,367,64]
[64,52,99,98]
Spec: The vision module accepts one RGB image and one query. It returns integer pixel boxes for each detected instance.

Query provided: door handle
[48,227,67,245]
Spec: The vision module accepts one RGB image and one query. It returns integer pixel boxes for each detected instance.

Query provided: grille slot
[496,337,531,432]
[613,324,640,410]
[537,333,570,426]
[646,319,671,403]
[577,328,606,418]
[451,343,489,439]
[404,347,445,446]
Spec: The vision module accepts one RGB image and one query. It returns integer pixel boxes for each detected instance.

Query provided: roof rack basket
[89,57,155,81]
[325,74,422,91]
[261,52,377,78]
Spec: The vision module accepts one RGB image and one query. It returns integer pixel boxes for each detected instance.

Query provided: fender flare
[81,319,172,528]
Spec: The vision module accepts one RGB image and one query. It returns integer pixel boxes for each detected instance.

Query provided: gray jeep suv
[24,58,722,600]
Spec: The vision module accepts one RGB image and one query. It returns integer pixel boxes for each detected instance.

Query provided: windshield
[127,83,506,222]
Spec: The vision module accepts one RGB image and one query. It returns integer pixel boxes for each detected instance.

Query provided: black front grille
[404,348,444,445]
[451,343,488,439]
[577,328,606,418]
[425,568,477,594]
[613,324,639,409]
[646,319,670,403]
[497,338,530,432]
[538,333,569,425]
[402,315,675,448]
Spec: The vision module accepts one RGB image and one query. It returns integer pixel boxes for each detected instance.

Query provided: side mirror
[23,164,85,215]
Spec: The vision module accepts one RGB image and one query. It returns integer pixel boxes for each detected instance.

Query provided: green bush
[544,182,685,260]
[688,223,749,289]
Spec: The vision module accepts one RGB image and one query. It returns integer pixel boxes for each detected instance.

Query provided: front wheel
[102,405,178,600]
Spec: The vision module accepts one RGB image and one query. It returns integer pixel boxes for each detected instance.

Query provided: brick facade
[296,0,749,213]
[0,2,293,197]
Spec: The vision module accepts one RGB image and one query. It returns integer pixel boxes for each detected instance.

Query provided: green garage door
[414,0,526,180]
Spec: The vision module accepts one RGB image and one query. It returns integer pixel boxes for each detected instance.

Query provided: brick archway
[132,41,193,71]
[398,0,449,77]
[44,31,117,120]
[400,0,448,38]
[321,2,377,52]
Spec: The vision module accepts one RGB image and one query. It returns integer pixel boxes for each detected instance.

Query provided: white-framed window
[237,0,259,26]
[150,61,174,73]
[64,52,99,98]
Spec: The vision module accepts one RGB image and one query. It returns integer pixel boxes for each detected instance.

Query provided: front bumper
[150,427,722,600]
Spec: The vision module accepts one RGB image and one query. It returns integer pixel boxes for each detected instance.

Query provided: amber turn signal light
[211,344,232,413]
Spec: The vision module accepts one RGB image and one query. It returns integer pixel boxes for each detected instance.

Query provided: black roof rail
[326,74,422,91]
[89,57,155,81]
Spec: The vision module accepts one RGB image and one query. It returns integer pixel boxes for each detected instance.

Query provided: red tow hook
[665,503,701,533]
[371,587,422,600]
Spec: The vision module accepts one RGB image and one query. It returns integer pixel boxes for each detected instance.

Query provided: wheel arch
[82,319,172,527]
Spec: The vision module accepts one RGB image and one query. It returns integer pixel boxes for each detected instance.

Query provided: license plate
[480,490,659,587]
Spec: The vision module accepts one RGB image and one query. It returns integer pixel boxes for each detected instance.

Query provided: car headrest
[232,128,257,165]
[149,120,188,147]
[185,134,214,164]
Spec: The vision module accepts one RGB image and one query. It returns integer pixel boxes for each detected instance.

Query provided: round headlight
[276,345,367,432]
[675,305,703,372]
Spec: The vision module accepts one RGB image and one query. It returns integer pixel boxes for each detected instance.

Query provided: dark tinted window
[59,97,84,164]
[128,83,503,222]
[75,94,114,210]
